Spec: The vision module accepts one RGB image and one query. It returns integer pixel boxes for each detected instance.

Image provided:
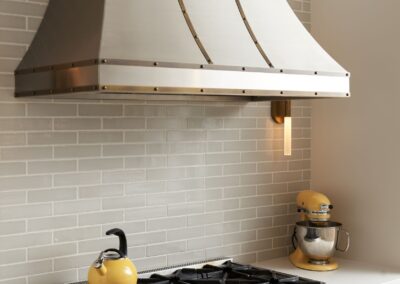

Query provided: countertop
[254,257,400,284]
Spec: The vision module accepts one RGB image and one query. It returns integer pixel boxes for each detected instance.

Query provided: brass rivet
[315,92,318,96]
[154,87,159,91]
[102,86,108,90]
[102,59,108,64]
[280,91,284,95]
[200,89,204,93]
[153,62,158,66]
[242,90,246,94]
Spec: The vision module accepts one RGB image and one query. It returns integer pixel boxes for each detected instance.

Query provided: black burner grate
[71,261,323,284]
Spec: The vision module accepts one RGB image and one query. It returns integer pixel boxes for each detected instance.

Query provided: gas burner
[138,261,323,284]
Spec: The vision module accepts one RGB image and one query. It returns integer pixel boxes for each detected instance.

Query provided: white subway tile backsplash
[103,144,145,156]
[54,118,101,130]
[0,162,25,176]
[0,220,25,235]
[125,206,167,221]
[28,103,76,117]
[0,191,25,206]
[28,270,77,284]
[79,184,124,199]
[147,241,186,257]
[28,216,77,232]
[28,189,75,205]
[79,211,124,226]
[28,243,77,261]
[101,221,146,235]
[102,195,146,210]
[79,157,124,171]
[54,172,100,187]
[0,232,51,250]
[0,249,26,265]
[54,227,101,243]
[0,175,51,191]
[28,132,77,145]
[54,145,101,158]
[79,104,123,117]
[54,199,101,215]
[167,226,204,241]
[0,1,311,282]
[125,130,166,142]
[147,216,187,231]
[0,278,26,284]
[28,160,76,174]
[102,169,145,183]
[103,118,145,129]
[0,133,26,146]
[0,118,51,131]
[0,146,52,161]
[79,131,123,144]
[0,260,52,281]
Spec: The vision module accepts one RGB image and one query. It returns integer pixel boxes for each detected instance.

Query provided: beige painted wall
[311,0,400,267]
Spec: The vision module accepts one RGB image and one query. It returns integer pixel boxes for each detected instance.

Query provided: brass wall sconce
[271,100,292,156]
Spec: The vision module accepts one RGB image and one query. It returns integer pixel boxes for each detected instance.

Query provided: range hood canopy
[15,0,350,101]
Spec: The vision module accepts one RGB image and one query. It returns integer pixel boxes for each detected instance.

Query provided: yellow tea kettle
[88,228,138,284]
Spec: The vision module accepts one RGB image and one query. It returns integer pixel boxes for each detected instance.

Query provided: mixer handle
[291,227,298,250]
[336,228,350,252]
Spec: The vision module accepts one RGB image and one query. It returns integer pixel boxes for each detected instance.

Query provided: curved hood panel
[15,0,350,100]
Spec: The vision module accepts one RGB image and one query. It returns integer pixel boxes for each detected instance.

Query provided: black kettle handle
[106,228,128,257]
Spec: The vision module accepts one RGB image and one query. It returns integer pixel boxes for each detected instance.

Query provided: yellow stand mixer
[290,191,350,271]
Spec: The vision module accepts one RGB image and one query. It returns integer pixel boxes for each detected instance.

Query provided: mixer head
[296,190,333,221]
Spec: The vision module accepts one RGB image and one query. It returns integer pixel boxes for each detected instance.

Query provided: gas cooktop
[73,261,323,284]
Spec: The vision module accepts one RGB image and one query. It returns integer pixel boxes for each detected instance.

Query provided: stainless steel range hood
[15,0,350,101]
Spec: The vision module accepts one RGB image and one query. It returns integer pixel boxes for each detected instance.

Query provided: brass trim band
[15,59,349,78]
[235,0,274,68]
[178,0,213,64]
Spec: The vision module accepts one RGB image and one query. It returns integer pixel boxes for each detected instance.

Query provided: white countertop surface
[253,257,400,284]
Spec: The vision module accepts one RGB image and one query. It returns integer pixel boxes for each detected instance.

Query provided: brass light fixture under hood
[271,100,292,156]
[14,0,350,101]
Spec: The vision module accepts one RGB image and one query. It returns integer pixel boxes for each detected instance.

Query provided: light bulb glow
[284,117,292,156]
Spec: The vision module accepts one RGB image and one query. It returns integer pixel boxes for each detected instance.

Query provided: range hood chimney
[15,0,350,101]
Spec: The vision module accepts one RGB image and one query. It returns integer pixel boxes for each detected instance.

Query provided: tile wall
[0,0,311,283]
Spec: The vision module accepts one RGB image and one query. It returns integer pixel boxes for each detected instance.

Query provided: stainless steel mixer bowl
[295,221,350,264]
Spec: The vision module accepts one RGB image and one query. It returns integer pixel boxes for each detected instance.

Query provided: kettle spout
[93,251,107,276]
[98,263,107,276]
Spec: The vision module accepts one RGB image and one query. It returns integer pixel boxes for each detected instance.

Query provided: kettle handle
[106,228,128,257]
